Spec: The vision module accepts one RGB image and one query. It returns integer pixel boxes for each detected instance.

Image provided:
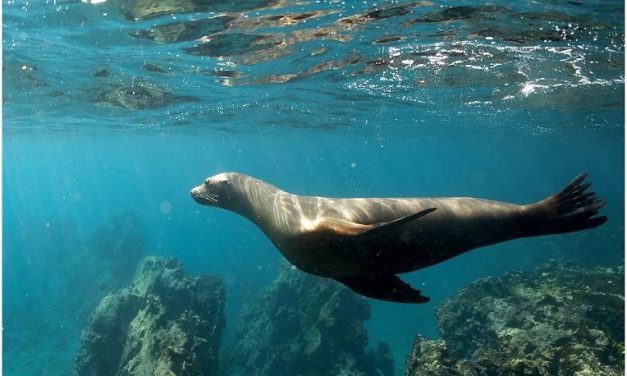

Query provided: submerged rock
[73,256,226,376]
[406,262,624,376]
[96,81,196,109]
[406,336,480,376]
[93,67,112,77]
[227,263,393,376]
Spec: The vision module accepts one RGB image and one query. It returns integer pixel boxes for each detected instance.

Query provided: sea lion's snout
[190,184,211,205]
[190,180,222,206]
[190,185,202,203]
[190,186,200,199]
[191,173,239,207]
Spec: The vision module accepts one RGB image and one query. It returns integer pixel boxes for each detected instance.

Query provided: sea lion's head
[191,172,280,217]
[190,172,239,209]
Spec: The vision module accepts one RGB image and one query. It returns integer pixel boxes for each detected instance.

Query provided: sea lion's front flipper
[359,208,437,238]
[317,208,437,237]
[336,275,430,303]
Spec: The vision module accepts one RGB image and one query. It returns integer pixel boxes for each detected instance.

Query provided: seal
[191,172,606,303]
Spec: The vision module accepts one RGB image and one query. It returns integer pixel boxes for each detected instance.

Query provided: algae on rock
[406,262,624,376]
[228,263,393,376]
[74,256,226,376]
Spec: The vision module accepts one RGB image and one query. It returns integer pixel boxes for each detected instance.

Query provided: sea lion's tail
[522,173,607,236]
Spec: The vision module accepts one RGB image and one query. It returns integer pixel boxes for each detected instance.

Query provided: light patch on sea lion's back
[300,217,320,232]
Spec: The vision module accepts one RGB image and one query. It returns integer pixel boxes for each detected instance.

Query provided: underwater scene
[3,0,625,375]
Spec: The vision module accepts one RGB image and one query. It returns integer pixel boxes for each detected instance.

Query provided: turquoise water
[3,0,624,375]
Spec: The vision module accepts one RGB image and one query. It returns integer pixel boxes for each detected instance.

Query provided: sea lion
[190,172,606,303]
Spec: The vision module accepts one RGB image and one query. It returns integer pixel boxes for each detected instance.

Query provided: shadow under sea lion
[191,172,606,303]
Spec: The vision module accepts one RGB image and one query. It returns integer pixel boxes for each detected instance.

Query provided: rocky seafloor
[73,256,226,376]
[68,250,623,376]
[225,263,393,376]
[406,262,624,376]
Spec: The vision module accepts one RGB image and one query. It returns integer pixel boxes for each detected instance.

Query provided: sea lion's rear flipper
[318,208,437,237]
[336,275,430,304]
[523,173,607,236]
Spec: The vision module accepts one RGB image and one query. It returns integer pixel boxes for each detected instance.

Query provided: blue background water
[3,0,624,374]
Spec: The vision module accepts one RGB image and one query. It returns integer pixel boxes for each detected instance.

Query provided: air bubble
[160,201,172,214]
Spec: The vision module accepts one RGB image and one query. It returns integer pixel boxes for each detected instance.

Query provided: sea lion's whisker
[198,192,218,203]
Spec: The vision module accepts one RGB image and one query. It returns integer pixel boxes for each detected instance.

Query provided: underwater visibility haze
[3,0,625,375]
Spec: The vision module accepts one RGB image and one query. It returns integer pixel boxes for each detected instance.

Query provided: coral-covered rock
[228,264,393,376]
[406,262,624,376]
[405,335,480,376]
[73,256,226,376]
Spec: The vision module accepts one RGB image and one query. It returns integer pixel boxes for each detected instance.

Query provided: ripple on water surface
[3,0,624,131]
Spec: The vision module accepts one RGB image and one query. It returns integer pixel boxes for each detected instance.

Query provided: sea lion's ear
[315,208,436,237]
